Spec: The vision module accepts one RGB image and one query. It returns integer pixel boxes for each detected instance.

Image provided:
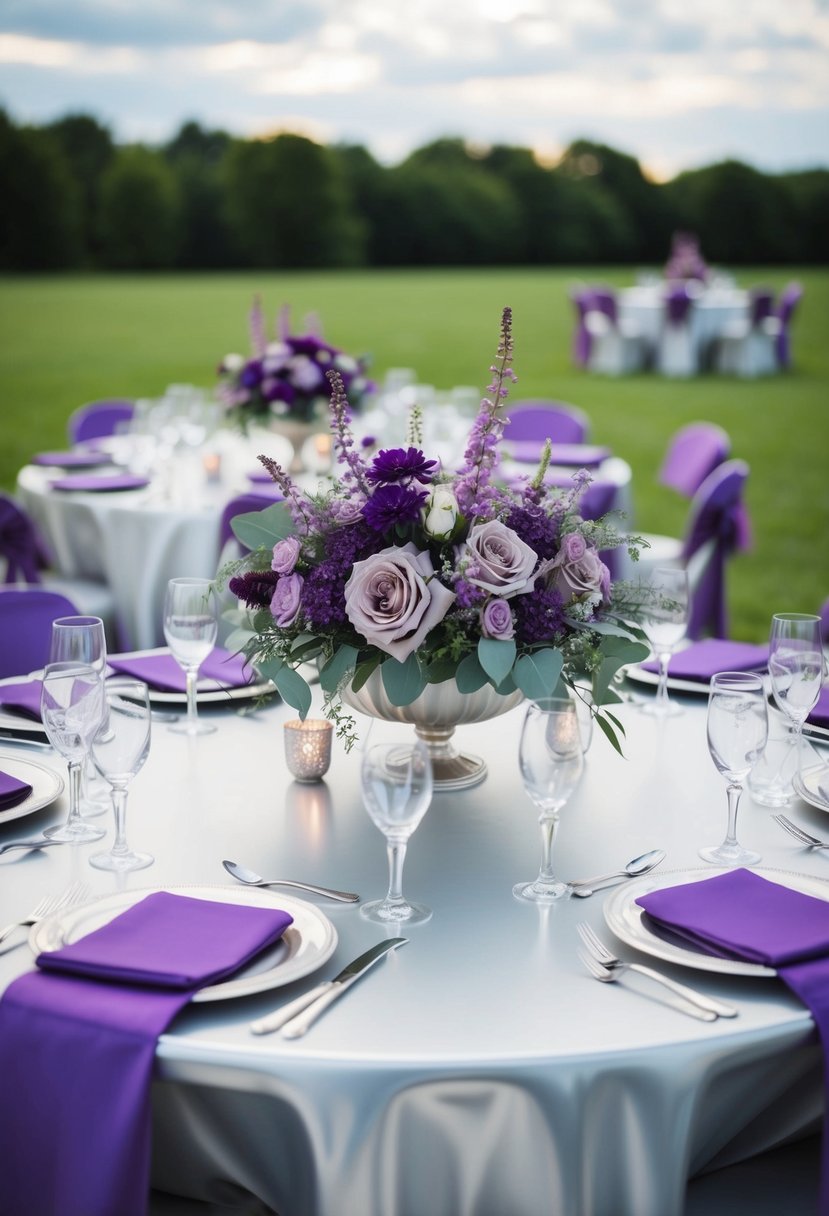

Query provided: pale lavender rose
[271,536,301,575]
[548,535,610,606]
[270,573,304,626]
[344,542,455,662]
[463,520,537,598]
[481,597,515,640]
[330,497,366,527]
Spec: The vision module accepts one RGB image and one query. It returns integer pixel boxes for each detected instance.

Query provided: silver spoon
[222,860,359,903]
[570,849,666,898]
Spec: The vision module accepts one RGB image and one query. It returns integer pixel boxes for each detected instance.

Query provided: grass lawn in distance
[0,267,826,642]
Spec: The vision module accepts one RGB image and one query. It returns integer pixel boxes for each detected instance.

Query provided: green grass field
[1,268,827,641]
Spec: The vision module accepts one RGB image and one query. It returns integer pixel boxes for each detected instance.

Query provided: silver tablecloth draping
[0,686,823,1216]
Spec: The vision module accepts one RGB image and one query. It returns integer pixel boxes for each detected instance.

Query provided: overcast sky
[1,0,827,180]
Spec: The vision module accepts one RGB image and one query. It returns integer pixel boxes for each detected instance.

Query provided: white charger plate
[624,665,713,696]
[30,885,338,1002]
[0,752,64,824]
[603,866,829,978]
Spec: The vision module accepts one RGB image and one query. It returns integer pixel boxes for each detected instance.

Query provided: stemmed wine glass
[360,739,434,925]
[41,662,106,843]
[513,697,584,903]
[768,613,824,775]
[49,615,110,817]
[89,678,153,872]
[163,577,218,736]
[639,566,689,716]
[699,672,768,866]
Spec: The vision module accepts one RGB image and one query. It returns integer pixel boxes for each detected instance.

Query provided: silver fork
[773,813,829,849]
[576,922,738,1019]
[0,882,89,947]
[578,949,717,1021]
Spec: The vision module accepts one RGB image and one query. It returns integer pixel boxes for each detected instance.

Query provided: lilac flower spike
[249,295,267,359]
[327,369,370,496]
[454,306,517,519]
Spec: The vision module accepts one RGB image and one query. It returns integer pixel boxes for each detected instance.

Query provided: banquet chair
[582,289,645,375]
[624,460,751,640]
[569,288,594,369]
[658,423,731,498]
[67,398,135,445]
[715,289,776,378]
[216,493,283,645]
[502,400,590,446]
[763,282,804,371]
[0,587,78,679]
[0,494,118,644]
[656,285,697,377]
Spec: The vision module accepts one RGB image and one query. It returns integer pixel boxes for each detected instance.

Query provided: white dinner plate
[794,764,829,813]
[624,665,713,696]
[0,753,64,824]
[30,885,338,1002]
[603,866,829,978]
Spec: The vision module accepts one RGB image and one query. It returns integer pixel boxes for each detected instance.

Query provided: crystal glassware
[513,697,584,903]
[49,615,109,818]
[699,671,768,866]
[768,613,824,776]
[89,678,153,872]
[41,662,106,843]
[163,577,218,736]
[639,566,689,717]
[360,739,434,925]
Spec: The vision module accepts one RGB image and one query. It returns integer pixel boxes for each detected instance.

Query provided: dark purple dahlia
[366,447,437,486]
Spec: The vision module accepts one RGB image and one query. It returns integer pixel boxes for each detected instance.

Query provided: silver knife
[250,937,408,1037]
[0,731,52,750]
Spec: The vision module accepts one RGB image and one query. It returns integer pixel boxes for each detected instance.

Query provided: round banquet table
[0,685,823,1216]
[618,284,749,369]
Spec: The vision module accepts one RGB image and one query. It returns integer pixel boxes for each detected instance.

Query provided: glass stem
[655,651,671,710]
[185,668,199,732]
[66,760,83,827]
[723,783,743,847]
[110,788,129,856]
[385,839,408,907]
[793,723,804,775]
[537,814,559,883]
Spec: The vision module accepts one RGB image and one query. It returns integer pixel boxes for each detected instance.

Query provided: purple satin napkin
[0,891,293,1216]
[638,868,829,1212]
[505,441,611,468]
[809,688,829,730]
[0,769,32,811]
[32,451,114,469]
[0,679,43,721]
[107,647,253,692]
[50,473,149,492]
[641,638,768,682]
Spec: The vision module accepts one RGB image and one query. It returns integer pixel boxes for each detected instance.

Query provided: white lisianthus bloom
[423,486,459,540]
[222,353,245,373]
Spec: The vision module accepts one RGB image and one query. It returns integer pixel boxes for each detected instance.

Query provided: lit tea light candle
[283,719,333,782]
[202,452,222,483]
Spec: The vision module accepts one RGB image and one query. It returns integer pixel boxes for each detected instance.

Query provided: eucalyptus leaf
[424,656,459,684]
[477,637,516,687]
[513,648,564,702]
[222,627,256,655]
[319,644,359,694]
[351,654,381,693]
[381,653,427,706]
[456,652,489,693]
[231,501,294,550]
[272,666,313,718]
[595,712,625,756]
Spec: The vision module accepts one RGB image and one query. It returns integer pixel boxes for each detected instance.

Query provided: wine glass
[360,739,433,925]
[49,615,109,817]
[513,697,584,903]
[639,566,689,716]
[768,613,824,775]
[41,662,106,843]
[89,678,153,872]
[163,577,218,736]
[699,672,768,866]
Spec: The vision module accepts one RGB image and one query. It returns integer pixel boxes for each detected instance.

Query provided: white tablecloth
[618,285,750,370]
[0,685,823,1215]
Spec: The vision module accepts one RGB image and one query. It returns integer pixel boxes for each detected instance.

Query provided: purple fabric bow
[0,496,50,584]
[571,291,594,368]
[682,461,751,640]
[0,892,294,1216]
[637,868,829,1213]
[664,286,692,325]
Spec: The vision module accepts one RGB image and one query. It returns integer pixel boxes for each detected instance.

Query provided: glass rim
[771,612,820,623]
[527,695,577,711]
[709,670,765,688]
[52,615,104,628]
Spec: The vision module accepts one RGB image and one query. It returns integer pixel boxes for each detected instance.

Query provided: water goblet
[699,672,768,866]
[768,613,824,775]
[49,615,109,817]
[513,697,584,903]
[163,577,218,736]
[360,739,433,925]
[639,566,689,716]
[89,678,153,872]
[41,662,106,843]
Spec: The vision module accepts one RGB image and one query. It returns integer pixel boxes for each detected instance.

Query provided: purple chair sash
[681,459,751,640]
[571,291,594,368]
[664,286,692,326]
[0,495,51,584]
[0,592,78,680]
[659,423,730,498]
[749,289,774,327]
[590,288,618,323]
[774,282,804,370]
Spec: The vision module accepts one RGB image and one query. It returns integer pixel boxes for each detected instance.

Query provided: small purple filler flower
[362,484,428,533]
[366,447,437,486]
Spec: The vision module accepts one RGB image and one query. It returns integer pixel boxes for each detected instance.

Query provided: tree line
[1,110,826,271]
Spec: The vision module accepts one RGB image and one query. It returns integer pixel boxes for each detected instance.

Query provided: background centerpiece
[224,307,648,789]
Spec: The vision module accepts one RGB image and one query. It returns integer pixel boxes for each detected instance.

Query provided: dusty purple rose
[481,597,515,640]
[344,542,455,662]
[560,532,586,562]
[548,539,609,606]
[270,573,304,626]
[271,536,301,575]
[463,520,537,598]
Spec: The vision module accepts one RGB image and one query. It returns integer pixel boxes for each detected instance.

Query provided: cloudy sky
[1,0,827,180]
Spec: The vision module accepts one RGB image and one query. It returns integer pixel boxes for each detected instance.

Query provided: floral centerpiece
[223,308,648,754]
[664,232,708,283]
[217,296,372,430]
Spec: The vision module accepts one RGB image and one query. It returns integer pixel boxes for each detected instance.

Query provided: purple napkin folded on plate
[638,868,829,1212]
[809,687,829,730]
[0,769,32,811]
[641,638,768,683]
[107,647,253,693]
[0,679,43,721]
[50,472,150,492]
[32,451,114,469]
[0,891,293,1216]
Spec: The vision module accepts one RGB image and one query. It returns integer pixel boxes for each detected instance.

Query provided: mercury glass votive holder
[284,719,333,782]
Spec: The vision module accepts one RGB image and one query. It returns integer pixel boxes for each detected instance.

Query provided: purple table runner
[0,769,32,810]
[637,868,829,1213]
[0,891,293,1216]
[107,647,253,693]
[640,638,768,683]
